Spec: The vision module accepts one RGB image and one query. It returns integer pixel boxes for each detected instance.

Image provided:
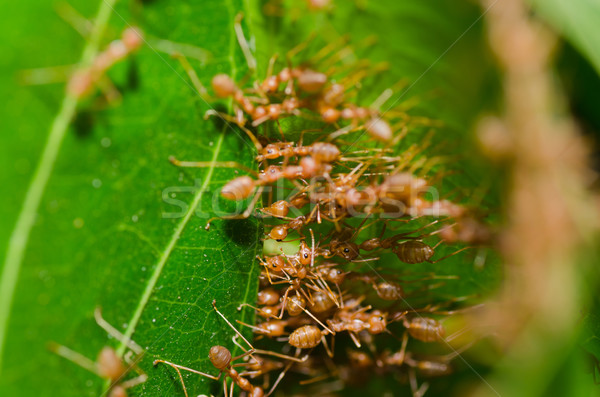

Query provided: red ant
[68,27,144,101]
[154,301,307,397]
[49,308,147,397]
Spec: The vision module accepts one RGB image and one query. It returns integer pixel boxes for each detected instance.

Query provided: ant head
[209,345,231,370]
[390,311,408,324]
[334,242,359,261]
[263,144,280,159]
[262,75,279,93]
[369,313,387,334]
[297,241,312,265]
[328,268,347,284]
[265,255,284,271]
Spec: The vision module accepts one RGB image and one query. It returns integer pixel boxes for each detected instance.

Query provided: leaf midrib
[114,0,251,360]
[114,132,227,358]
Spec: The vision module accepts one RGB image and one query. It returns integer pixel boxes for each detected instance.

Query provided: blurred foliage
[530,0,600,75]
[0,0,598,396]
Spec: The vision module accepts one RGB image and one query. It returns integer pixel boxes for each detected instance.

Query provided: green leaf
[0,0,505,396]
[0,0,261,396]
[529,0,600,76]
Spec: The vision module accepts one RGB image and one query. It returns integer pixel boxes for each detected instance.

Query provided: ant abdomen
[285,295,306,316]
[364,118,393,141]
[412,359,452,377]
[258,288,280,306]
[269,225,289,241]
[209,345,232,369]
[221,176,255,200]
[405,317,445,342]
[322,83,345,107]
[297,69,328,93]
[375,282,404,301]
[310,142,340,163]
[359,238,381,251]
[309,291,335,313]
[288,325,322,349]
[269,200,290,217]
[256,320,287,336]
[393,240,434,264]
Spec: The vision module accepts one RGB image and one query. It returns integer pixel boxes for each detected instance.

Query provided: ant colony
[157,13,492,397]
[49,10,492,397]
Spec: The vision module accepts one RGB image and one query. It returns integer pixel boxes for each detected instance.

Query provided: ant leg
[223,377,231,397]
[172,53,210,100]
[310,34,349,65]
[265,53,279,83]
[213,300,255,351]
[429,246,471,264]
[299,305,334,335]
[120,373,149,389]
[234,13,256,72]
[236,319,281,337]
[205,186,264,230]
[277,287,292,319]
[96,75,122,105]
[123,350,146,378]
[153,359,221,397]
[168,156,257,175]
[48,342,100,376]
[265,359,294,397]
[239,302,282,320]
[397,332,409,365]
[408,368,429,397]
[18,64,75,86]
[321,335,334,358]
[230,328,308,365]
[348,332,361,348]
[309,228,316,267]
[153,359,221,380]
[312,275,340,308]
[370,79,409,111]
[204,110,263,151]
[55,1,92,37]
[253,348,309,363]
[94,307,143,355]
[327,124,357,141]
[286,34,314,60]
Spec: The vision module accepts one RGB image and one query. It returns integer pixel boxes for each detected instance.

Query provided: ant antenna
[48,342,100,375]
[234,13,256,72]
[94,307,143,355]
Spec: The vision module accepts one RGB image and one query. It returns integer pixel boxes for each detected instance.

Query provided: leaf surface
[0,1,261,396]
[0,0,505,396]
[530,0,600,75]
